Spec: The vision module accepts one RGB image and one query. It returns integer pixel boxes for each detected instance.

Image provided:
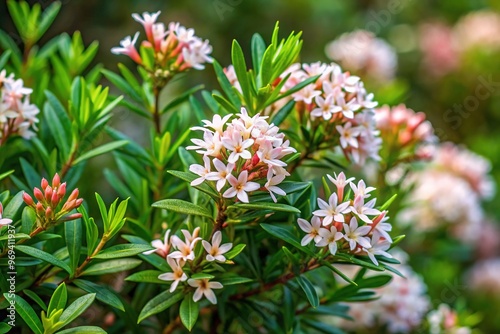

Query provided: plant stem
[71,236,108,280]
[153,87,161,134]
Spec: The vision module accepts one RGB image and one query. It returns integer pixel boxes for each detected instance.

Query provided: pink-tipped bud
[62,200,75,212]
[75,198,84,208]
[44,186,53,201]
[45,207,53,218]
[52,173,61,188]
[51,192,59,207]
[34,188,44,202]
[61,213,83,222]
[67,189,80,202]
[251,153,260,166]
[36,202,44,214]
[41,178,49,190]
[372,211,387,225]
[57,182,67,198]
[23,192,34,206]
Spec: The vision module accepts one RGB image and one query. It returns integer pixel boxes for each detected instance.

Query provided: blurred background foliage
[2,0,500,332]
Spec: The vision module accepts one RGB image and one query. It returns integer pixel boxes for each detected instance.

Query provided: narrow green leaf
[380,194,397,211]
[269,99,295,126]
[92,244,153,259]
[48,283,67,316]
[152,199,213,220]
[260,224,315,257]
[138,291,184,323]
[229,202,300,213]
[180,295,199,331]
[224,244,246,259]
[3,293,43,334]
[15,245,72,274]
[94,193,108,231]
[65,220,82,274]
[218,275,253,286]
[56,326,106,334]
[190,273,214,280]
[44,91,72,159]
[72,140,128,166]
[57,293,96,328]
[296,275,319,308]
[125,270,167,284]
[81,259,142,276]
[73,279,124,311]
[213,60,240,107]
[23,290,47,312]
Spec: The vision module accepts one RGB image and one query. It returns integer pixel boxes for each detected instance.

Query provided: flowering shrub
[0,1,494,333]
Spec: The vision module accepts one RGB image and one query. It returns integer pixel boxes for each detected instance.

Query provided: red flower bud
[51,192,59,207]
[67,189,79,202]
[36,202,44,214]
[44,186,53,201]
[22,192,34,206]
[61,213,83,222]
[57,182,67,198]
[52,173,61,188]
[34,188,44,202]
[251,153,260,166]
[45,207,53,218]
[41,178,49,190]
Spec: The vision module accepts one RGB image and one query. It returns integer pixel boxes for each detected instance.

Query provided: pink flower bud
[75,198,84,208]
[36,202,44,214]
[62,200,75,212]
[41,178,49,190]
[61,213,83,222]
[57,183,67,198]
[34,188,44,202]
[23,192,34,206]
[52,173,61,188]
[45,207,53,218]
[251,154,260,166]
[51,192,59,208]
[67,189,80,202]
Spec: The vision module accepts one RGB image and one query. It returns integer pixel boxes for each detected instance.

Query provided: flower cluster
[297,172,393,265]
[427,304,472,334]
[22,174,83,228]
[284,62,381,164]
[112,11,213,74]
[187,108,296,203]
[336,251,430,333]
[375,104,436,161]
[0,202,12,227]
[398,143,494,242]
[466,258,500,295]
[144,228,233,304]
[0,70,39,144]
[419,10,500,77]
[325,30,398,82]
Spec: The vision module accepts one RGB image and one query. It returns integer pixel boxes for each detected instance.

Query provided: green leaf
[56,326,106,334]
[125,270,167,284]
[260,223,315,256]
[37,1,61,40]
[73,279,124,311]
[81,259,142,276]
[15,245,72,274]
[224,244,246,259]
[213,60,240,107]
[190,273,215,280]
[72,140,128,166]
[229,202,300,213]
[296,275,319,308]
[251,33,266,76]
[380,194,397,211]
[44,91,72,159]
[23,290,47,312]
[138,291,184,323]
[65,220,81,274]
[94,193,108,231]
[152,199,213,220]
[48,283,67,317]
[218,275,253,286]
[0,233,30,241]
[180,295,199,331]
[231,40,253,110]
[57,294,96,329]
[92,244,153,259]
[3,293,43,334]
[0,50,11,70]
[269,99,295,126]
[3,191,25,220]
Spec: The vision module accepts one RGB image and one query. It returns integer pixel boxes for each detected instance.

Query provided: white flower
[343,217,372,250]
[349,195,381,224]
[158,257,188,292]
[335,95,361,119]
[0,203,12,227]
[189,155,212,186]
[257,143,287,167]
[350,179,376,199]
[313,193,350,226]
[143,229,171,257]
[264,169,286,203]
[132,11,161,27]
[223,171,260,203]
[336,123,362,148]
[200,114,232,134]
[111,32,140,56]
[206,159,234,191]
[222,131,254,163]
[297,217,323,246]
[363,234,392,265]
[182,38,213,70]
[292,84,322,105]
[310,94,336,120]
[316,226,343,255]
[188,278,223,304]
[202,231,233,262]
[187,130,222,156]
[168,235,201,262]
[181,227,201,245]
